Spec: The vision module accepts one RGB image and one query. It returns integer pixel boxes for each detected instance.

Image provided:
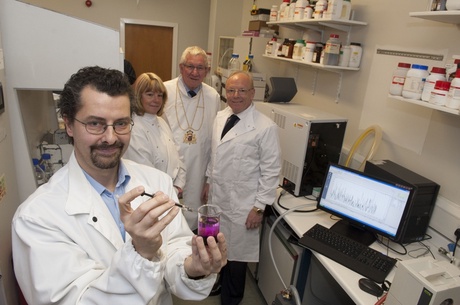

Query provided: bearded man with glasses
[12,66,227,305]
[162,46,222,232]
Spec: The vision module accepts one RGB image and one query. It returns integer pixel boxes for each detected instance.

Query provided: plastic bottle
[292,39,305,60]
[340,0,351,19]
[421,67,447,102]
[304,5,314,19]
[314,0,328,19]
[33,158,46,185]
[294,0,308,20]
[303,41,316,62]
[429,80,450,106]
[348,42,362,68]
[446,0,460,10]
[322,34,340,66]
[40,153,53,181]
[338,45,351,67]
[288,0,297,20]
[447,59,460,82]
[402,64,429,100]
[270,5,279,21]
[389,62,411,96]
[446,69,460,109]
[324,0,342,19]
[228,53,241,72]
[279,0,290,20]
[242,54,253,72]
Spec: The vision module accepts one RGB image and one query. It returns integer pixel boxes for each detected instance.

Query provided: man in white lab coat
[12,66,227,305]
[203,71,281,305]
[162,46,221,231]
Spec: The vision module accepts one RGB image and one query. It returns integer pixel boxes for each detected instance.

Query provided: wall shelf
[267,19,367,33]
[388,94,460,115]
[262,54,359,72]
[409,11,460,24]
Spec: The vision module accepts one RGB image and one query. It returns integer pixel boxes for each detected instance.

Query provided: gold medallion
[183,130,197,144]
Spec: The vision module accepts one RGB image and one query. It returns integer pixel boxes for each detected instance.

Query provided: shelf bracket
[335,72,343,103]
[317,22,352,33]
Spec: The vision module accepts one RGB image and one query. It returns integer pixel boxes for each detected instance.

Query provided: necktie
[188,90,196,97]
[221,114,240,139]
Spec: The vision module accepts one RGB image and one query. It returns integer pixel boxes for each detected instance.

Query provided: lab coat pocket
[232,143,259,182]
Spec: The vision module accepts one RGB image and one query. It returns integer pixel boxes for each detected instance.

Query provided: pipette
[141,191,194,212]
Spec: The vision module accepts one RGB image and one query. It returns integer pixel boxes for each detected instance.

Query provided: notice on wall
[359,45,448,155]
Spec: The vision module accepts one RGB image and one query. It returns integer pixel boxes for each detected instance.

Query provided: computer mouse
[358,278,384,297]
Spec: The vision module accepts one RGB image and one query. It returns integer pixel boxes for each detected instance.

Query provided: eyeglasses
[226,88,253,96]
[74,117,134,135]
[182,64,207,73]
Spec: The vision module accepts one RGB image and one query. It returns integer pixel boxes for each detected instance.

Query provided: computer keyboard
[298,223,397,283]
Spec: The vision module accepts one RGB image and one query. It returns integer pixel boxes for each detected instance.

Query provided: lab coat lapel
[219,106,256,143]
[65,153,125,249]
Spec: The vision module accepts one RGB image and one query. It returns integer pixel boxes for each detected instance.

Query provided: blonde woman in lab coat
[12,66,227,305]
[203,71,281,305]
[124,72,186,199]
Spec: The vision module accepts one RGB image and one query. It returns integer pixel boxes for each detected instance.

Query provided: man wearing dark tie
[203,71,282,305]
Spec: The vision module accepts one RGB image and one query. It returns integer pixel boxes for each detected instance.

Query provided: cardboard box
[248,20,267,31]
[248,20,279,32]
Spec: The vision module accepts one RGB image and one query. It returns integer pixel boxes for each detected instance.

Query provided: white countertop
[271,188,451,305]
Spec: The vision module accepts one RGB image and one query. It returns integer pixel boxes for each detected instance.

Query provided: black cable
[276,189,318,213]
[375,236,408,256]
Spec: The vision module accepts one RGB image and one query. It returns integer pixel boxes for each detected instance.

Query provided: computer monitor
[317,163,416,246]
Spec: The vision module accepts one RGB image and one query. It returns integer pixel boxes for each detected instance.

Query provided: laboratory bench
[257,188,454,305]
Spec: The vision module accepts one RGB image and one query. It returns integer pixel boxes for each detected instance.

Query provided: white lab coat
[12,153,216,305]
[206,104,281,262]
[162,76,221,230]
[124,113,186,190]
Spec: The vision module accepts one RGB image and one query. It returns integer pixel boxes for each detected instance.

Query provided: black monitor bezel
[316,163,416,244]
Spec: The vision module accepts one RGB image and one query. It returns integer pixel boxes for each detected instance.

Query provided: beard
[90,142,124,169]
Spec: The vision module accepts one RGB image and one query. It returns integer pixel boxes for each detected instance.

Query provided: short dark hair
[58,66,134,123]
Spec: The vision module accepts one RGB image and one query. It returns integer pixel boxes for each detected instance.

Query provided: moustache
[91,143,124,150]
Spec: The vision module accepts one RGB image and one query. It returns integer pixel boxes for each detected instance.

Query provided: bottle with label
[389,62,411,96]
[292,39,305,60]
[303,41,316,62]
[348,42,362,68]
[242,54,253,72]
[421,67,447,102]
[446,69,460,109]
[33,158,46,185]
[314,0,328,19]
[429,80,450,106]
[279,0,290,20]
[228,53,241,72]
[304,5,314,19]
[266,38,277,56]
[322,34,340,66]
[338,45,351,67]
[294,0,309,20]
[324,0,342,19]
[312,42,323,63]
[340,0,351,19]
[270,5,279,21]
[402,64,429,100]
[288,0,297,20]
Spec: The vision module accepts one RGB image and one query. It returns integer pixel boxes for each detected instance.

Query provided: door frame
[120,18,179,79]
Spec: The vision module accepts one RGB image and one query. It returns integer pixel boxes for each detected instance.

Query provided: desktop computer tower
[364,160,440,244]
[255,103,347,197]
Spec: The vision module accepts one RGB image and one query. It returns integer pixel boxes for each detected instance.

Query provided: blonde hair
[132,72,168,116]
